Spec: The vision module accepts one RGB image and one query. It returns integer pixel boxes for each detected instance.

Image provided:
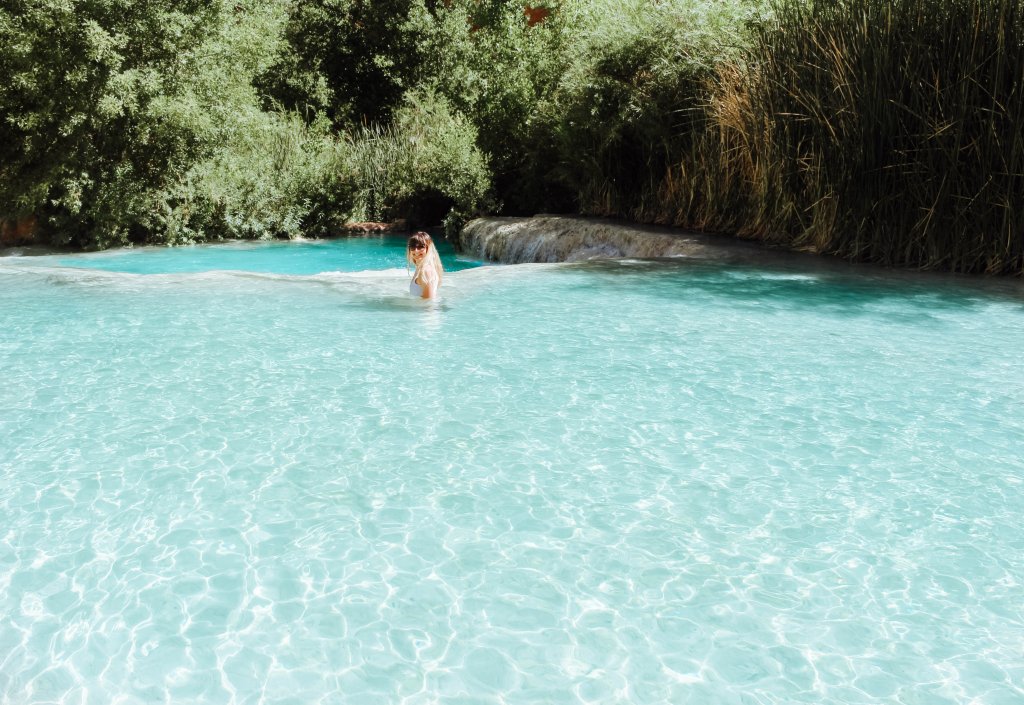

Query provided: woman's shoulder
[418,267,439,285]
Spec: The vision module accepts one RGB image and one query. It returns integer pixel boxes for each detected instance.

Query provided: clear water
[50,236,480,275]
[2,244,1023,705]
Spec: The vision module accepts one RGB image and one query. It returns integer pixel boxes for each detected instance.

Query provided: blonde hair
[407,231,443,286]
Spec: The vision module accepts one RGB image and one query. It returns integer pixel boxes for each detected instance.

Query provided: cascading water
[458,215,777,264]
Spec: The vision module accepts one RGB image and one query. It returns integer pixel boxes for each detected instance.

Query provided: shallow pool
[1,243,1023,704]
[49,235,481,275]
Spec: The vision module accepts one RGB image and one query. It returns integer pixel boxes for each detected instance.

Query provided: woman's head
[407,231,443,281]
[407,231,432,262]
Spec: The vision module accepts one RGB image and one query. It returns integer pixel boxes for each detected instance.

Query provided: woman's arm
[419,279,436,299]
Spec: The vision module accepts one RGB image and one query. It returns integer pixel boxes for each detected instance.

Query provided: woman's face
[409,242,427,263]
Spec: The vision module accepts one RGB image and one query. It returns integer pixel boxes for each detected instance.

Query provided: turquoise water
[51,236,480,275]
[2,244,1023,705]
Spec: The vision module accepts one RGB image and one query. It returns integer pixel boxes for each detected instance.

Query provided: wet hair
[406,231,443,286]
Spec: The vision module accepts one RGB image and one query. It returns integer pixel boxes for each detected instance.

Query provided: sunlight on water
[1,245,1023,704]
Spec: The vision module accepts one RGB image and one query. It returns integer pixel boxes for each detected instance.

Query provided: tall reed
[542,0,762,223]
[711,0,1024,273]
[762,0,1024,272]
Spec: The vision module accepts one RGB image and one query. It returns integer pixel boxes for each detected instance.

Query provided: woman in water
[407,231,443,299]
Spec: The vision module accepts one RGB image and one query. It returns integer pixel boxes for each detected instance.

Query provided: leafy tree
[256,0,434,128]
[416,0,574,212]
[154,0,355,243]
[0,0,221,246]
[259,0,574,213]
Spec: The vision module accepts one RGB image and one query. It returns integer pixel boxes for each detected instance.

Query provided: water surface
[48,235,479,275]
[1,246,1022,705]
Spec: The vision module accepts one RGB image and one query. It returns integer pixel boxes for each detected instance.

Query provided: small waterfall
[459,215,768,265]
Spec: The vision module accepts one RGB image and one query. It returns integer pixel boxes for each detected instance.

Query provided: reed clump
[537,0,762,221]
[650,0,1024,274]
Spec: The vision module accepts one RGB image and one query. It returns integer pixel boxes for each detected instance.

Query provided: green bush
[0,0,356,248]
[149,1,357,244]
[157,112,355,244]
[533,0,763,218]
[262,0,575,215]
[345,90,491,226]
[416,0,576,213]
[0,0,221,247]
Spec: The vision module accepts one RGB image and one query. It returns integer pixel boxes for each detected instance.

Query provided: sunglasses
[409,244,427,251]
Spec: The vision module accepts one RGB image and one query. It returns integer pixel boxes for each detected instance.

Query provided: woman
[406,231,443,299]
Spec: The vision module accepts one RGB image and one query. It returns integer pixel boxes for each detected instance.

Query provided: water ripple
[1,259,1023,704]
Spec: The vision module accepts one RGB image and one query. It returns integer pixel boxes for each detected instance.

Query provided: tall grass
[645,0,1024,274]
[539,0,764,221]
[751,0,1024,273]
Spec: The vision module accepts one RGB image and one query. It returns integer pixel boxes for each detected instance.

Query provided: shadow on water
[337,295,453,315]
[561,255,1024,317]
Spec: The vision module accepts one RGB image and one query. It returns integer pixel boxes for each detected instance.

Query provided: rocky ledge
[458,215,787,266]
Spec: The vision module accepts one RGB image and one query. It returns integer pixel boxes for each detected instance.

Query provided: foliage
[638,0,1024,274]
[536,0,765,218]
[741,0,1024,273]
[344,90,491,226]
[0,0,355,248]
[415,0,576,212]
[0,0,220,246]
[159,112,354,244]
[530,0,1024,273]
[3,0,1022,272]
[151,1,355,244]
[256,0,433,127]
[261,0,574,213]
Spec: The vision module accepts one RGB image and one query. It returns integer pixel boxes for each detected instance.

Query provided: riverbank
[457,216,778,264]
[457,215,1024,299]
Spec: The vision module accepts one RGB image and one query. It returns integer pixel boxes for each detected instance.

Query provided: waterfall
[458,216,770,265]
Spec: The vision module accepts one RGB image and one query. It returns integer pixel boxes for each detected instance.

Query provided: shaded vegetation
[343,90,491,229]
[0,0,220,246]
[744,0,1024,273]
[2,0,1022,273]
